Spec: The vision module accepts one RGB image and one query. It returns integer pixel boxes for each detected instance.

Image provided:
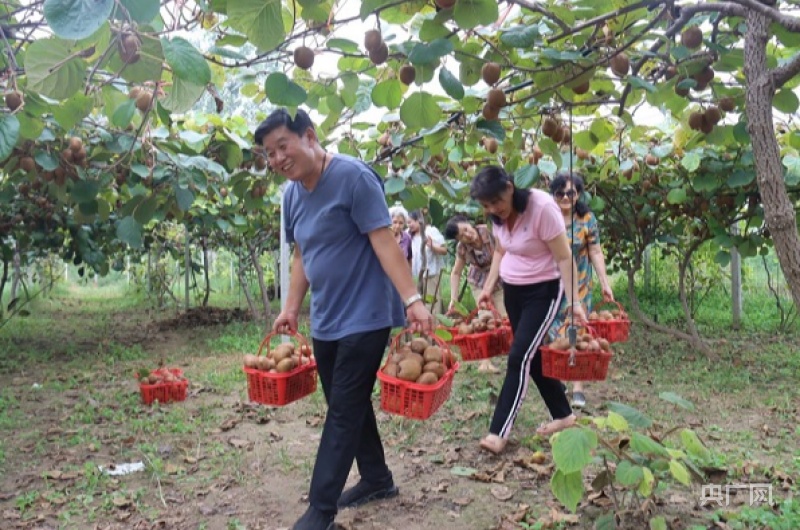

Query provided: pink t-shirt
[492,189,565,285]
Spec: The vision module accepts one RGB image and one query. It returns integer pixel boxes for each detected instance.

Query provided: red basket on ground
[244,331,317,406]
[378,330,458,420]
[446,304,511,361]
[139,368,189,405]
[540,327,612,381]
[588,301,631,343]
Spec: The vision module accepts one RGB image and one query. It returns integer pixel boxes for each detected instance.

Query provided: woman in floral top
[548,172,614,408]
[444,214,506,373]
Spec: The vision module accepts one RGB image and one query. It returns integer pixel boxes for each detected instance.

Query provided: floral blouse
[456,224,501,292]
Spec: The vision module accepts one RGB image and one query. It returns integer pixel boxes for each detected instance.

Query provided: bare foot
[477,361,500,374]
[536,414,577,436]
[479,434,507,455]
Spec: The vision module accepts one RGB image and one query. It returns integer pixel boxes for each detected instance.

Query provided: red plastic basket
[588,301,631,343]
[243,331,317,406]
[378,330,459,420]
[139,368,189,405]
[447,304,511,361]
[540,327,613,381]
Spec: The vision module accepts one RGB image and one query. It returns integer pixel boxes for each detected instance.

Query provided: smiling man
[253,108,433,530]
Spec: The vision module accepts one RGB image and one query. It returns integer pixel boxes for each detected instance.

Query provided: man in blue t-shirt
[254,109,433,530]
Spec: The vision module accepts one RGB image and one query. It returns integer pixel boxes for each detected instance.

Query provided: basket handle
[388,328,455,370]
[593,300,628,318]
[256,330,313,359]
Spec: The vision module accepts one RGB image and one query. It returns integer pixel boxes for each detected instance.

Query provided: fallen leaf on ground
[228,438,253,449]
[490,485,515,501]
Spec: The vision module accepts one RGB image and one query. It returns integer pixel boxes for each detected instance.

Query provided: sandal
[479,434,507,455]
[536,414,577,436]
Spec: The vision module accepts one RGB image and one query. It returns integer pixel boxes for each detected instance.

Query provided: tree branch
[727,0,800,31]
[772,52,800,88]
[547,0,660,44]
[506,0,570,34]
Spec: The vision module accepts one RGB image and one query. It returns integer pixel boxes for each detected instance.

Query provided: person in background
[444,214,505,374]
[547,172,614,409]
[389,204,412,267]
[468,165,586,455]
[254,108,433,530]
[408,210,447,314]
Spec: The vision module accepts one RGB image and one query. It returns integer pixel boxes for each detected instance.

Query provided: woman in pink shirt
[470,166,587,454]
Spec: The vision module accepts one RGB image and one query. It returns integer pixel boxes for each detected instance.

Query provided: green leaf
[175,187,194,211]
[667,188,687,204]
[133,195,158,224]
[680,429,711,461]
[714,250,731,267]
[728,169,754,188]
[606,402,652,429]
[774,88,799,114]
[112,99,137,128]
[595,514,616,530]
[607,411,629,432]
[693,173,718,192]
[35,151,60,171]
[550,469,583,513]
[669,459,691,486]
[372,79,403,109]
[630,432,670,457]
[116,216,143,249]
[408,38,454,65]
[733,122,750,144]
[161,77,207,113]
[327,38,359,53]
[439,68,464,100]
[53,92,94,130]
[615,461,644,487]
[70,180,100,203]
[514,164,540,189]
[119,0,160,23]
[476,119,506,141]
[25,39,86,100]
[659,391,695,410]
[264,72,307,107]
[551,427,596,474]
[161,37,211,85]
[650,515,668,530]
[629,76,657,93]
[44,0,114,40]
[399,92,441,130]
[0,114,20,162]
[453,0,499,30]
[500,24,540,48]
[420,19,450,42]
[385,177,406,194]
[783,154,800,185]
[638,467,655,497]
[109,36,164,84]
[227,0,285,52]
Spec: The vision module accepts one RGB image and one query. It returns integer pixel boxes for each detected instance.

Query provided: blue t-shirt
[283,154,405,340]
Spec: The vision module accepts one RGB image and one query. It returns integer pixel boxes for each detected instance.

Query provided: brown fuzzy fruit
[399,64,416,85]
[364,30,383,52]
[136,91,153,112]
[610,53,630,77]
[20,157,36,172]
[694,66,715,85]
[73,147,87,162]
[572,81,590,95]
[719,97,736,112]
[294,46,315,70]
[681,26,703,49]
[485,137,498,154]
[397,359,422,382]
[128,86,141,100]
[560,127,571,145]
[486,88,506,108]
[645,154,660,166]
[675,82,690,98]
[118,33,141,64]
[700,115,714,134]
[369,42,389,65]
[416,372,439,385]
[542,117,559,138]
[688,111,704,131]
[551,126,565,144]
[705,106,722,125]
[5,91,22,111]
[69,137,83,151]
[481,62,501,85]
[576,148,590,160]
[664,65,678,80]
[410,337,430,354]
[482,103,499,121]
[435,0,457,8]
[423,345,443,364]
[423,362,445,379]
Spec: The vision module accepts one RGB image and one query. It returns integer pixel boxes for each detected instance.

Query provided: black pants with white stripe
[490,279,572,438]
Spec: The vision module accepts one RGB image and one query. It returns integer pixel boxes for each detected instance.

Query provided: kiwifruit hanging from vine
[399,64,416,85]
[19,157,36,173]
[5,91,22,111]
[136,91,153,113]
[484,137,498,154]
[681,26,703,49]
[572,81,590,95]
[118,33,141,64]
[719,97,736,112]
[294,46,315,70]
[69,137,83,152]
[704,106,722,125]
[688,111,704,131]
[542,117,559,138]
[486,88,506,108]
[481,62,501,85]
[369,42,389,65]
[364,30,382,52]
[482,103,499,121]
[693,66,715,86]
[610,53,630,77]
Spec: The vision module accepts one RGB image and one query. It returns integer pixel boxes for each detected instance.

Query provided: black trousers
[308,327,393,516]
[489,279,572,438]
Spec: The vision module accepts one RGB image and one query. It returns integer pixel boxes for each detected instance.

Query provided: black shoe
[292,506,335,530]
[337,480,399,509]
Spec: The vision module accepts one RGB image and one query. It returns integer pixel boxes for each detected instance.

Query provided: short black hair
[549,171,590,217]
[444,214,469,240]
[253,108,315,146]
[470,165,531,225]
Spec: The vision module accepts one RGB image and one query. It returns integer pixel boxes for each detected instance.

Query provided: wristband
[403,293,422,309]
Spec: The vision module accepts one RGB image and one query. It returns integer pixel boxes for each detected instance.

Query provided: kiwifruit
[542,117,558,138]
[704,106,722,125]
[693,66,714,85]
[399,64,416,85]
[485,137,498,154]
[118,33,141,64]
[293,46,315,70]
[664,65,678,80]
[482,103,499,121]
[572,81,590,95]
[72,147,87,162]
[719,97,736,112]
[5,91,22,111]
[435,0,456,8]
[688,111,704,131]
[645,154,660,165]
[69,137,83,151]
[423,345,443,363]
[276,358,296,373]
[135,91,153,112]
[486,88,506,108]
[700,116,714,134]
[576,148,590,160]
[532,145,543,164]
[675,82,690,98]
[560,127,571,145]
[397,358,422,382]
[383,362,400,377]
[369,42,389,65]
[416,372,439,385]
[364,30,382,52]
[610,53,629,77]
[681,26,703,49]
[551,126,564,144]
[481,62,501,85]
[410,337,430,354]
[19,157,36,173]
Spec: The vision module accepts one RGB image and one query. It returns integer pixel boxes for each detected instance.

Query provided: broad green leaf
[693,173,718,192]
[667,188,687,204]
[733,122,750,144]
[669,459,691,486]
[551,427,596,474]
[53,92,93,130]
[630,432,669,457]
[715,250,731,267]
[615,461,644,487]
[265,72,307,107]
[439,68,465,100]
[550,469,583,513]
[595,514,616,530]
[71,180,100,203]
[774,88,799,114]
[161,77,207,113]
[399,92,441,130]
[681,151,701,172]
[112,99,137,128]
[453,0,498,30]
[514,164,540,189]
[119,0,160,23]
[327,38,359,53]
[228,0,285,52]
[44,0,114,40]
[659,391,695,410]
[372,79,403,109]
[161,37,211,85]
[500,24,540,48]
[175,187,194,211]
[590,118,614,143]
[133,195,159,224]
[606,402,652,428]
[420,19,450,42]
[25,39,86,100]
[385,177,406,194]
[108,36,164,84]
[607,411,629,432]
[680,429,711,461]
[116,216,143,249]
[629,76,657,93]
[35,152,59,171]
[573,131,597,151]
[638,467,655,497]
[408,38,454,65]
[783,154,800,185]
[728,169,754,188]
[650,516,668,530]
[0,114,20,161]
